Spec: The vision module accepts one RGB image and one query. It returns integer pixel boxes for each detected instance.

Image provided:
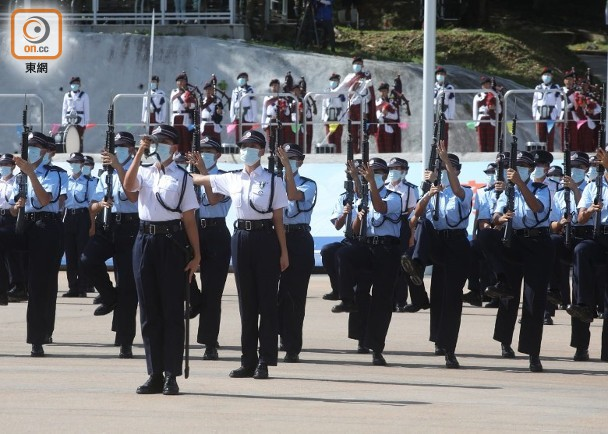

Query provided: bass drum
[54,125,81,154]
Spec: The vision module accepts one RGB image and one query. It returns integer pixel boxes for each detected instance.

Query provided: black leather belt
[436,229,467,239]
[76,111,84,114]
[284,224,310,233]
[25,212,61,222]
[514,227,549,238]
[65,208,88,215]
[113,212,139,224]
[0,209,12,216]
[235,219,273,231]
[199,217,226,229]
[571,226,594,238]
[173,110,189,114]
[364,235,400,245]
[140,220,183,235]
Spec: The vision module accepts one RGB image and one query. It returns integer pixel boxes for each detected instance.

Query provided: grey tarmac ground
[1,272,607,433]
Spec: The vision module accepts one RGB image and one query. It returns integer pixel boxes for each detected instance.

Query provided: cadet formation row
[59,59,604,155]
[0,101,606,395]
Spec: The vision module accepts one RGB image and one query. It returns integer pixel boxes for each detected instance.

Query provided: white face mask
[542,74,552,85]
[436,74,445,84]
[70,163,82,174]
[387,170,402,183]
[440,170,449,186]
[155,143,173,163]
[533,166,546,180]
[486,174,495,185]
[0,166,12,177]
[82,166,92,176]
[571,168,586,183]
[240,147,260,166]
[289,160,298,173]
[28,147,42,163]
[115,147,130,163]
[588,167,598,181]
[374,174,385,189]
[517,167,531,182]
[201,152,216,169]
[353,64,362,73]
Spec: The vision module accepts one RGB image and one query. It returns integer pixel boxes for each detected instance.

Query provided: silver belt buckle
[245,220,252,231]
[371,236,379,245]
[149,224,156,235]
[200,219,207,228]
[603,226,608,235]
[115,213,122,223]
[523,229,530,237]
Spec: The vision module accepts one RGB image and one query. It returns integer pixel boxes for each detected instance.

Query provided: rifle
[421,95,442,195]
[358,121,370,241]
[344,115,355,239]
[391,74,411,116]
[495,135,505,200]
[102,104,115,232]
[502,116,518,247]
[563,106,572,247]
[15,101,30,235]
[191,87,202,199]
[593,85,606,239]
[268,118,284,178]
[210,73,231,110]
[432,92,446,221]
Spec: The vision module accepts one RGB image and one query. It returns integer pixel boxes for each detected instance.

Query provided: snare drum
[54,125,81,153]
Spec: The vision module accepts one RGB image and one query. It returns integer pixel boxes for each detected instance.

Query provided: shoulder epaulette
[47,165,66,173]
[404,181,418,189]
[531,182,548,189]
[463,185,472,189]
[484,185,495,192]
[299,175,316,185]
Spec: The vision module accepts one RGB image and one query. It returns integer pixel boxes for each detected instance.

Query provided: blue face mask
[533,166,546,180]
[42,153,51,165]
[201,152,216,169]
[517,167,531,182]
[155,143,173,163]
[28,147,42,163]
[541,74,552,85]
[82,166,92,176]
[387,170,402,183]
[329,81,338,89]
[374,174,385,189]
[571,168,586,183]
[436,74,445,84]
[0,166,12,177]
[352,64,362,73]
[486,174,495,185]
[240,147,260,166]
[289,160,298,173]
[588,167,598,181]
[237,78,247,87]
[150,82,158,91]
[115,147,130,163]
[70,163,82,174]
[71,84,80,91]
[440,170,449,186]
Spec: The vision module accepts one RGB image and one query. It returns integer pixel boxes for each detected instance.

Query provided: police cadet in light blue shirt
[80,132,140,360]
[62,152,97,298]
[566,149,608,361]
[12,132,66,358]
[188,136,232,361]
[276,143,317,362]
[545,152,591,326]
[408,144,472,369]
[333,157,401,367]
[478,150,554,373]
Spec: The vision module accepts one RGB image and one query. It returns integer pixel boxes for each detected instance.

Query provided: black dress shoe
[188,303,201,319]
[253,363,269,379]
[573,348,589,361]
[543,314,554,326]
[434,344,446,356]
[462,290,482,307]
[62,290,85,298]
[372,352,387,366]
[445,351,460,369]
[322,292,340,300]
[484,281,513,300]
[203,345,219,361]
[229,366,255,378]
[163,374,179,395]
[94,303,116,316]
[402,301,431,313]
[31,344,44,357]
[331,300,358,313]
[529,355,543,372]
[119,344,133,359]
[283,353,300,363]
[93,295,102,305]
[546,289,562,307]
[485,298,500,308]
[357,343,370,354]
[400,254,424,286]
[566,304,594,323]
[136,374,164,394]
[7,285,27,302]
[501,343,515,358]
[0,293,8,306]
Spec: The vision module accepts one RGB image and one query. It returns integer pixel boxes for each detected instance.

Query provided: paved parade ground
[1,272,607,433]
